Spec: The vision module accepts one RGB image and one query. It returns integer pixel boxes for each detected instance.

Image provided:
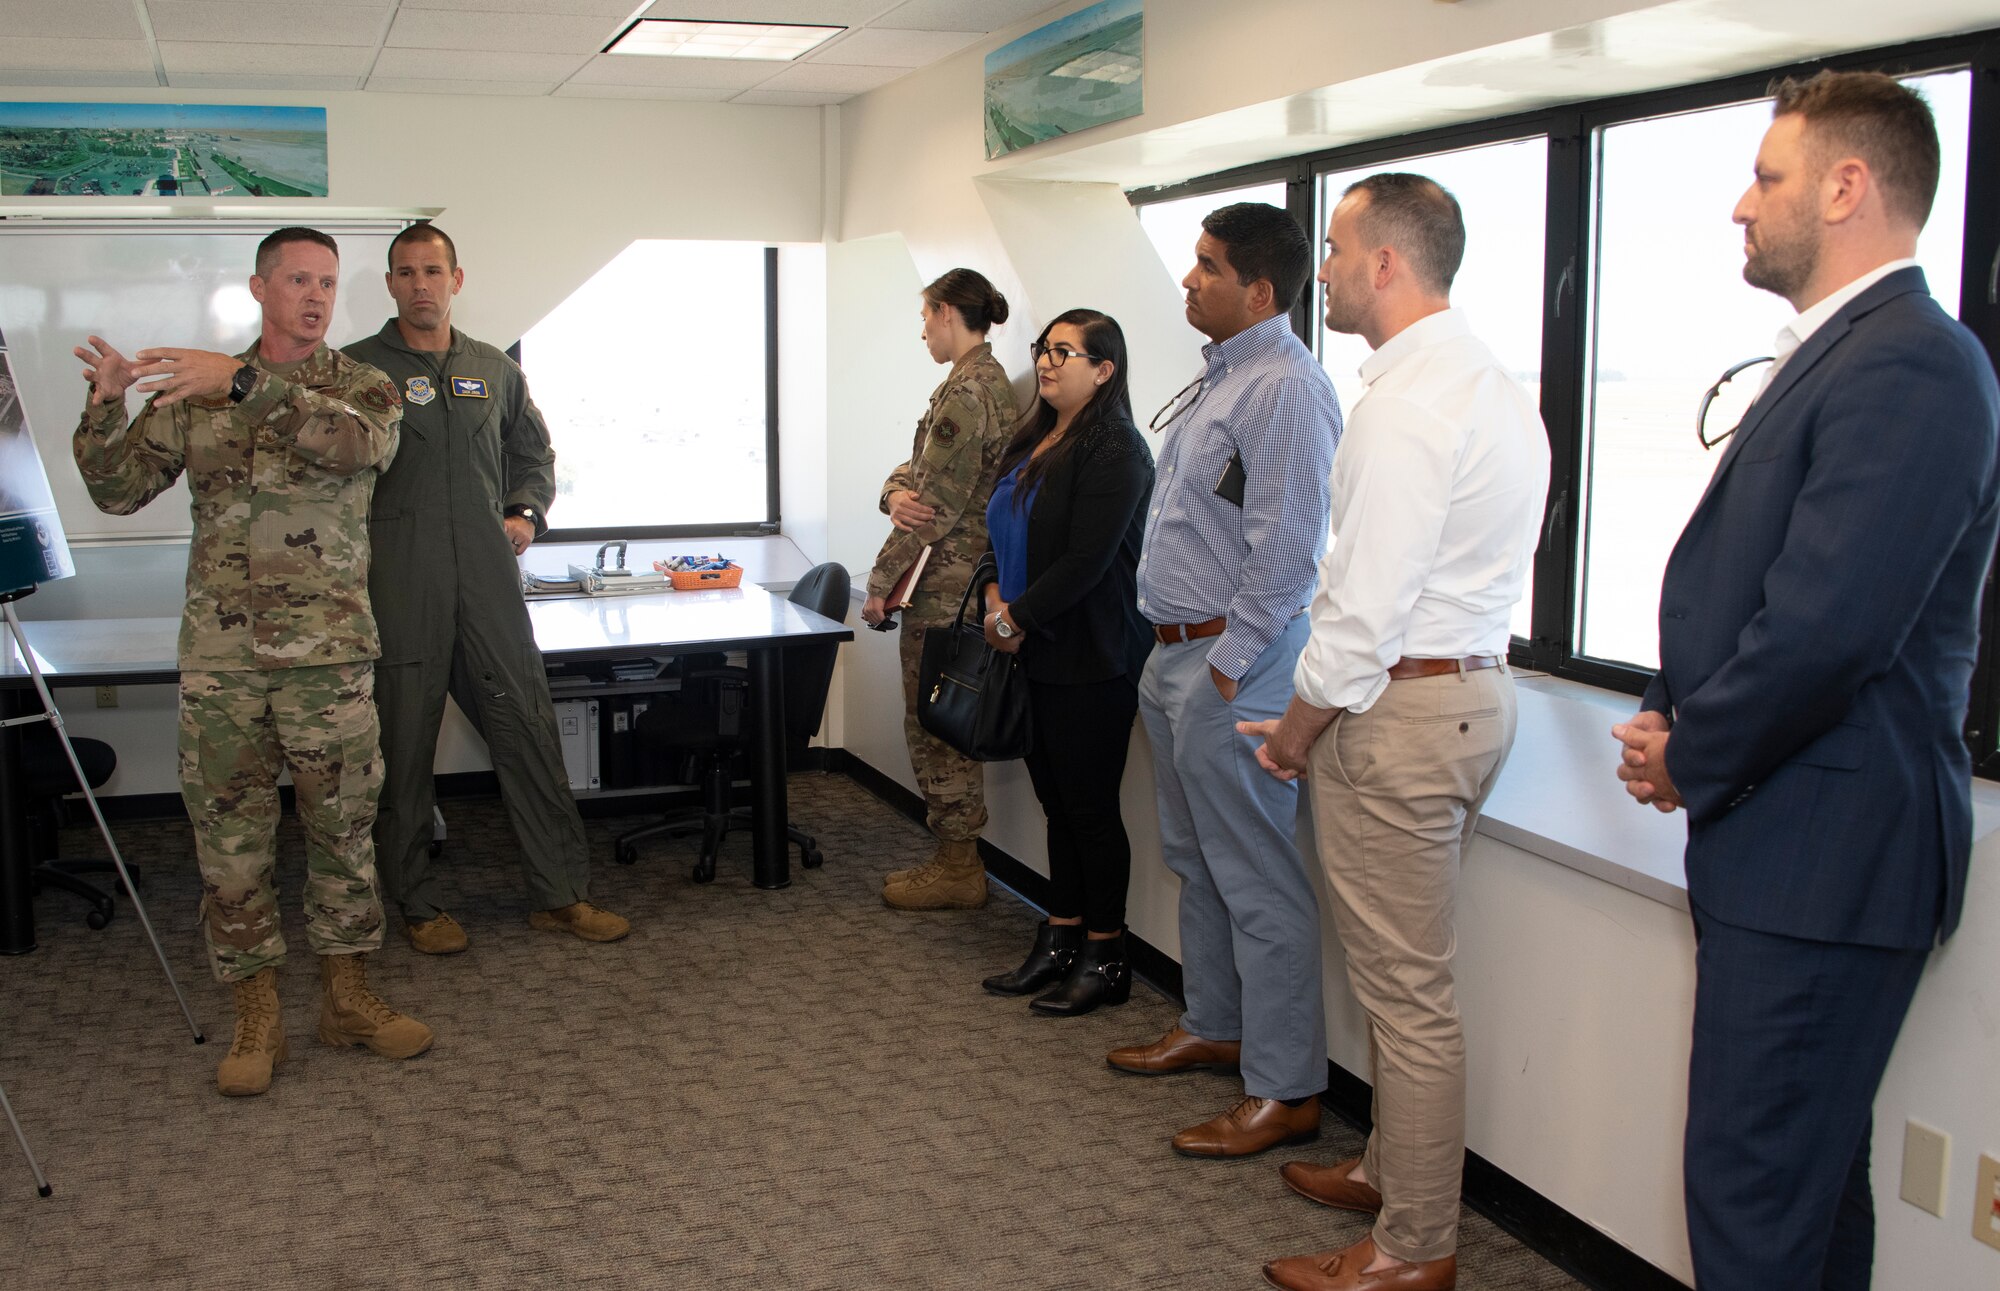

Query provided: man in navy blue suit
[1613,71,2000,1290]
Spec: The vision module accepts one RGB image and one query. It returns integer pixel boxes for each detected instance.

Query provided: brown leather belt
[1153,616,1227,645]
[1387,655,1503,681]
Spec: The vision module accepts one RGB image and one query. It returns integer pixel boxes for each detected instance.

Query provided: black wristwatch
[505,505,539,528]
[227,364,259,404]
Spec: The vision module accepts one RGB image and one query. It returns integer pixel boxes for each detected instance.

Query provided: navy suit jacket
[1643,267,2000,950]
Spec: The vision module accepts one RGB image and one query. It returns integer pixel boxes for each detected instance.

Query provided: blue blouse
[986,462,1040,603]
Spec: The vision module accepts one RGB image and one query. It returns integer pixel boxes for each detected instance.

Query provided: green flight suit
[342,321,589,921]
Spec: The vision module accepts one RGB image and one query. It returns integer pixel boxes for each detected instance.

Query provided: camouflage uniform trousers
[898,621,988,843]
[179,661,387,983]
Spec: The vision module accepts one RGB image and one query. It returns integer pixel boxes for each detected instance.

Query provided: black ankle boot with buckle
[1030,931,1132,1016]
[983,922,1082,996]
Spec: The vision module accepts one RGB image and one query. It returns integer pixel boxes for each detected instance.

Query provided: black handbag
[916,560,1033,762]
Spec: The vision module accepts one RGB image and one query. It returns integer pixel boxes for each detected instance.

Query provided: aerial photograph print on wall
[984,0,1143,160]
[0,103,327,198]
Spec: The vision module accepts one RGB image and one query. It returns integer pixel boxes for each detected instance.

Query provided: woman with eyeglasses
[866,268,1019,912]
[978,309,1155,1016]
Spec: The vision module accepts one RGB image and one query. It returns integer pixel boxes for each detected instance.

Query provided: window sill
[1479,674,2000,911]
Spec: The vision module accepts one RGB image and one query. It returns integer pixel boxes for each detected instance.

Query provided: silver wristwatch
[993,614,1016,640]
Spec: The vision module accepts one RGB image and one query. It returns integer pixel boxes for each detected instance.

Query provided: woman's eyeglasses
[1031,341,1100,368]
[1696,356,1776,450]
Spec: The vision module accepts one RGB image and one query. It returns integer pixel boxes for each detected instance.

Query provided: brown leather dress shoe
[1263,1236,1457,1290]
[1105,1025,1242,1075]
[1281,1157,1384,1213]
[1171,1095,1320,1158]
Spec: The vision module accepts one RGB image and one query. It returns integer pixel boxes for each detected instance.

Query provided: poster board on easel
[0,323,73,598]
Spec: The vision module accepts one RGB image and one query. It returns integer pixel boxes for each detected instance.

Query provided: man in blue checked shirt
[1105,202,1342,1158]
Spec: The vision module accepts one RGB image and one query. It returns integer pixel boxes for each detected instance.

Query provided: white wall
[820,2,2000,1286]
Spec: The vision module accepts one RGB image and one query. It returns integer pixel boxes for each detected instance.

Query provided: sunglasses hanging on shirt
[1695,356,1776,450]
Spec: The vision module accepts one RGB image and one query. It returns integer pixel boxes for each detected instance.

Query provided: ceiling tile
[0,68,161,88]
[552,83,739,100]
[148,2,392,46]
[566,52,774,88]
[405,0,640,12]
[752,60,901,93]
[370,46,595,80]
[0,0,146,40]
[872,0,1055,34]
[641,0,889,25]
[807,26,979,66]
[159,42,377,76]
[731,87,849,105]
[0,37,158,73]
[386,9,626,54]
[167,73,366,90]
[366,75,560,95]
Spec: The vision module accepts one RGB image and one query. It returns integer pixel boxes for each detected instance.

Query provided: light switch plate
[1901,1120,1950,1217]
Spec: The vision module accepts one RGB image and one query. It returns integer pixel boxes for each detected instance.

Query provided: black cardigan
[994,416,1155,686]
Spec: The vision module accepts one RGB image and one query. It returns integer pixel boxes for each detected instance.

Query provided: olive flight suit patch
[404,376,436,406]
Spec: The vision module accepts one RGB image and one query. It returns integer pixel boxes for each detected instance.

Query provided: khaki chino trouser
[1307,664,1517,1264]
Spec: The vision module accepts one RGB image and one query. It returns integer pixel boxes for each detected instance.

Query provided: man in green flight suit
[344,223,629,954]
[74,226,433,1097]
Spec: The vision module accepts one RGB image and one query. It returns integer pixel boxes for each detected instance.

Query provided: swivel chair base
[30,859,141,931]
[613,760,824,883]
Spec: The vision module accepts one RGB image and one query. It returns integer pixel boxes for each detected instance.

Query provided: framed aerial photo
[984,0,1143,160]
[0,103,328,198]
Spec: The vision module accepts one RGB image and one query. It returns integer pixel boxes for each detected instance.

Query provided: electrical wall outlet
[94,685,117,708]
[1901,1120,1950,1217]
[1975,1154,2000,1253]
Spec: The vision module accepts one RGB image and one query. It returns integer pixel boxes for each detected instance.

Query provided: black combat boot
[982,922,1083,996]
[1030,931,1132,1017]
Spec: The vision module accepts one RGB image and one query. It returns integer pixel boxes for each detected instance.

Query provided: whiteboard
[0,220,405,541]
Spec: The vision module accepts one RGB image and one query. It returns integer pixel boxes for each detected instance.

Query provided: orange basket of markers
[654,556,744,590]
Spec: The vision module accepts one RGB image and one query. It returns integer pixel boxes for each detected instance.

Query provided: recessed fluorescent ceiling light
[606,19,844,60]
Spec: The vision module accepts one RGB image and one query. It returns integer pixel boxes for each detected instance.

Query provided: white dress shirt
[1293,308,1551,714]
[1758,257,1920,393]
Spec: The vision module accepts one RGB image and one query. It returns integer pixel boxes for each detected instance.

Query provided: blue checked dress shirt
[1137,313,1343,680]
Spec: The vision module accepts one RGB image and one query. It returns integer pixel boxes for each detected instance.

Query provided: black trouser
[1022,672,1140,933]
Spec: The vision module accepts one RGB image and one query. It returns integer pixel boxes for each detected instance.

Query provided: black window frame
[1129,27,2000,772]
[509,244,783,545]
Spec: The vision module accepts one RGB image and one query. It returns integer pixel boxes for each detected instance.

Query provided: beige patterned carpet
[0,772,1585,1290]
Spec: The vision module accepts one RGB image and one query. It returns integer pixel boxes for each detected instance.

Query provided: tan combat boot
[880,836,965,891]
[528,901,631,943]
[882,838,987,910]
[317,953,435,1060]
[215,966,286,1097]
[404,912,468,955]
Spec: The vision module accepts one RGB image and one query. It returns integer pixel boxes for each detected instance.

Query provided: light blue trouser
[1138,613,1326,1100]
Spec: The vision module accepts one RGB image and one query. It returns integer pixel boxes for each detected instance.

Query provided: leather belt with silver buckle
[1386,655,1502,681]
[1153,616,1227,645]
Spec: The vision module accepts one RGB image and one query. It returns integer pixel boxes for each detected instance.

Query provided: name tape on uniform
[451,376,490,398]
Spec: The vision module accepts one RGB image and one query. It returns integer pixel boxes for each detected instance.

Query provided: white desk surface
[3,583,848,684]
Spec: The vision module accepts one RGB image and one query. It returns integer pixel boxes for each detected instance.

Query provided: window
[1315,138,1549,641]
[1130,30,2000,769]
[1136,180,1288,283]
[1577,71,1972,669]
[517,241,776,537]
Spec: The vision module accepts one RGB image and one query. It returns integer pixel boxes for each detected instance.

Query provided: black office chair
[23,726,127,930]
[613,562,851,883]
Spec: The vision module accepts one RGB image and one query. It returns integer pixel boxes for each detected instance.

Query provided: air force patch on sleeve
[405,376,437,406]
[451,376,490,398]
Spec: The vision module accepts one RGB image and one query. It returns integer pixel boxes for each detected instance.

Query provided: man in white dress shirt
[1243,173,1550,1291]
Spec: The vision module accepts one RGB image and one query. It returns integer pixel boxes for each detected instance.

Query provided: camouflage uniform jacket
[73,340,402,672]
[868,342,1018,627]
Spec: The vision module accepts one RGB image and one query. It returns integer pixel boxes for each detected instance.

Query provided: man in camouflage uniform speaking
[343,222,629,953]
[73,226,432,1097]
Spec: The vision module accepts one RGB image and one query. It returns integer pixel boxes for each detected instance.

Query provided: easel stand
[1,589,205,1197]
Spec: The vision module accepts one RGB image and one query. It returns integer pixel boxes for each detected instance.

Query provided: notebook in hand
[887,545,932,611]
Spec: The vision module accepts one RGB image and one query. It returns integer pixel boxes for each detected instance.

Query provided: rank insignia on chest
[405,376,437,406]
[451,376,490,398]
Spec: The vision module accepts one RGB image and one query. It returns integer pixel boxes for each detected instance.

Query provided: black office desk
[0,585,852,953]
